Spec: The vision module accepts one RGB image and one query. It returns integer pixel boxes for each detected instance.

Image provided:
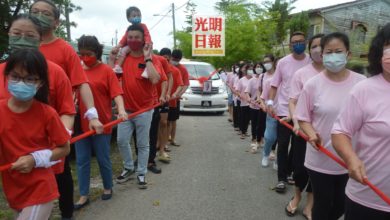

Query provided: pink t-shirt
[245,76,261,109]
[233,75,240,104]
[236,76,251,106]
[271,54,311,116]
[295,70,366,175]
[261,72,278,107]
[332,74,390,212]
[289,63,321,100]
[226,72,234,87]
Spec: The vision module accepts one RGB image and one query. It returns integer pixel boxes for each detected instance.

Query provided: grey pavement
[77,112,308,220]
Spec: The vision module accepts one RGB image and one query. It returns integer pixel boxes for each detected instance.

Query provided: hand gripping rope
[226,82,390,206]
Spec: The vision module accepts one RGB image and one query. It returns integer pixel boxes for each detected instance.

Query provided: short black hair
[264,54,275,62]
[321,32,350,52]
[308,33,325,50]
[78,35,104,60]
[4,49,49,104]
[11,14,43,37]
[30,0,60,20]
[160,48,171,56]
[368,23,390,75]
[290,31,305,42]
[172,49,183,60]
[127,24,144,37]
[126,6,141,18]
[254,62,266,74]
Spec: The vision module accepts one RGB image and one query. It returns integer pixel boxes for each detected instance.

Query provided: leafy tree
[184,0,197,33]
[288,11,310,35]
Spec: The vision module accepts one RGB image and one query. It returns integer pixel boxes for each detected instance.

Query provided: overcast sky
[70,0,354,50]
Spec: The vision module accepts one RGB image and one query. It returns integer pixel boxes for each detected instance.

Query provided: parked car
[180,61,228,114]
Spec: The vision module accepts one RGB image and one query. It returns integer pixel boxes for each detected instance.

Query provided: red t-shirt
[176,64,190,86]
[79,63,123,134]
[40,38,88,88]
[119,23,152,46]
[154,55,169,98]
[0,62,76,116]
[122,54,163,112]
[169,65,184,108]
[0,99,70,210]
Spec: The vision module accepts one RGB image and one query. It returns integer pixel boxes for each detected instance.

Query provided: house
[307,0,390,57]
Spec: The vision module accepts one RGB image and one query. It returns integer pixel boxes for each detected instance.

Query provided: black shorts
[159,103,169,113]
[168,107,179,121]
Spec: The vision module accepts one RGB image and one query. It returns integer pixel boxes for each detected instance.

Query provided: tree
[184,0,197,33]
[288,11,310,35]
[0,0,81,58]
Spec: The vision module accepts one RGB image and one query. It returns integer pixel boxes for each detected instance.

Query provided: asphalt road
[77,112,309,220]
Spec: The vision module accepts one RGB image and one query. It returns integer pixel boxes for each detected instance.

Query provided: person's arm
[299,121,322,150]
[79,83,104,134]
[160,81,168,103]
[289,98,299,134]
[60,115,75,131]
[114,95,128,121]
[172,86,183,99]
[332,134,366,184]
[144,46,160,84]
[166,72,173,100]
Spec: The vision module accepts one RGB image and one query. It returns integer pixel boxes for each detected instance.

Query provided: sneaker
[275,181,287,193]
[261,157,269,167]
[116,168,134,184]
[148,164,162,174]
[113,65,123,74]
[137,175,147,189]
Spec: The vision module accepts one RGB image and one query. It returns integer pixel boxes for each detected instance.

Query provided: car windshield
[183,63,220,80]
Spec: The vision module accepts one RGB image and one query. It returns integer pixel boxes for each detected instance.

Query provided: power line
[150,9,172,30]
[175,1,189,11]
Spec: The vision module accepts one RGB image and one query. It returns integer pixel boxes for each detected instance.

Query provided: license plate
[202,101,212,107]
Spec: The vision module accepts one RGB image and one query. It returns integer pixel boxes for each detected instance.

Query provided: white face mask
[310,46,322,63]
[264,63,272,71]
[235,67,239,73]
[255,67,262,74]
[247,70,254,75]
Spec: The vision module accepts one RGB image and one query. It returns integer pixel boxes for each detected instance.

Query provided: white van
[180,61,228,114]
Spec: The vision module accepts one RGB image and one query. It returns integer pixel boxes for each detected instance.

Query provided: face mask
[171,61,179,66]
[255,68,262,74]
[323,53,348,73]
[128,16,141,24]
[382,50,390,73]
[31,13,54,31]
[247,70,254,75]
[292,43,306,55]
[8,36,40,52]
[80,56,97,67]
[264,63,272,71]
[127,40,144,51]
[310,47,322,63]
[8,80,38,101]
[235,67,239,73]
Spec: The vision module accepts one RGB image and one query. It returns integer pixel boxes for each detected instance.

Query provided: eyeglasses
[8,73,40,85]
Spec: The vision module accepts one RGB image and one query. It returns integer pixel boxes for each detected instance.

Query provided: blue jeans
[75,134,113,196]
[262,114,277,157]
[117,110,153,175]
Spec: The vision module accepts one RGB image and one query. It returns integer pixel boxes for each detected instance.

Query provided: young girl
[236,63,252,139]
[112,6,152,74]
[74,35,127,210]
[0,48,70,219]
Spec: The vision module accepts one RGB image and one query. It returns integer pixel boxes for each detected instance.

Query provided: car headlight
[219,85,226,93]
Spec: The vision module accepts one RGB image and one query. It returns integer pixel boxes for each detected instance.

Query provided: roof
[307,0,388,14]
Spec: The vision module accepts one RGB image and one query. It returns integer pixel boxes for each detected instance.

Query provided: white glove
[30,149,61,168]
[84,107,99,120]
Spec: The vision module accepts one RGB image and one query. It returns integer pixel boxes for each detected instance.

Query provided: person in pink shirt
[331,24,390,220]
[245,63,266,152]
[232,63,244,134]
[295,32,366,220]
[226,65,236,123]
[285,34,325,218]
[236,63,252,139]
[267,31,311,192]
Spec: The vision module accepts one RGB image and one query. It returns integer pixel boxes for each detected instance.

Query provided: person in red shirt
[168,49,189,146]
[29,1,103,219]
[111,24,162,189]
[110,6,152,74]
[73,35,127,210]
[0,48,70,219]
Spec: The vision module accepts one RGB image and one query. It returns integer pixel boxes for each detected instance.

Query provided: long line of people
[0,1,189,219]
[227,27,390,220]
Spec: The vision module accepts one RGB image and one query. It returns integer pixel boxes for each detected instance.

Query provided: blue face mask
[8,81,38,101]
[128,16,141,24]
[323,53,347,73]
[292,43,306,55]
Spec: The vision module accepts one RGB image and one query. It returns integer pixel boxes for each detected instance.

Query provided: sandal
[285,198,297,216]
[250,146,258,154]
[170,141,181,147]
[302,213,312,220]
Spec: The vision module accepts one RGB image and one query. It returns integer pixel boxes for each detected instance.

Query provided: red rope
[228,83,390,205]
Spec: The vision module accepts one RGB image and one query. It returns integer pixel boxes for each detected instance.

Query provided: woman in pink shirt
[295,32,366,220]
[245,63,266,152]
[236,63,252,139]
[331,24,390,220]
[232,64,243,133]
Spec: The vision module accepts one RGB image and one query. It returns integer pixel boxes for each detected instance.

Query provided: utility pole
[115,29,118,46]
[172,3,176,49]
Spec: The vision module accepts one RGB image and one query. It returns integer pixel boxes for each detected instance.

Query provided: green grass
[0,141,125,220]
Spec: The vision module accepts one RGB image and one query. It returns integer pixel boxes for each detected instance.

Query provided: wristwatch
[145,58,152,63]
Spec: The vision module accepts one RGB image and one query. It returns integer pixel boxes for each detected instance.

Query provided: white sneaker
[261,157,269,167]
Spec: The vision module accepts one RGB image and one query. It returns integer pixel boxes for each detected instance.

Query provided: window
[351,21,367,44]
[313,24,322,35]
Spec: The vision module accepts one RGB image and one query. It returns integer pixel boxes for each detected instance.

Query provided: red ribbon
[227,83,390,206]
